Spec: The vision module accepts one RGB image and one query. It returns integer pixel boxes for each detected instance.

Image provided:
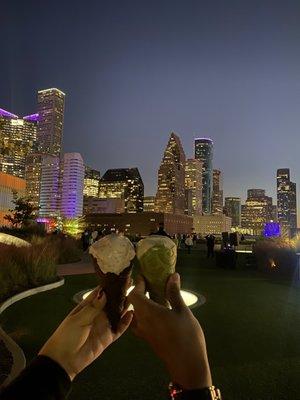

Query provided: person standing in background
[185,235,193,254]
[205,234,215,258]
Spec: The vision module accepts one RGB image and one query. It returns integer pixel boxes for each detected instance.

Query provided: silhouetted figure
[151,222,170,237]
[205,234,215,258]
[81,230,90,251]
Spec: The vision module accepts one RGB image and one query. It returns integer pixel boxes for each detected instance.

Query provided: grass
[1,249,300,399]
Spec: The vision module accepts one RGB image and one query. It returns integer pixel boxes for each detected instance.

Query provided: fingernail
[171,273,180,284]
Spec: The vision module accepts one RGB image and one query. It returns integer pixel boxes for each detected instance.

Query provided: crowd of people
[81,224,216,258]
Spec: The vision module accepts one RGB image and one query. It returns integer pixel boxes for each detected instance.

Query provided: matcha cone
[136,235,177,306]
[89,233,135,332]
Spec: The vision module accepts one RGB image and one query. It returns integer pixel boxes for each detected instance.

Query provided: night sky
[2,1,300,206]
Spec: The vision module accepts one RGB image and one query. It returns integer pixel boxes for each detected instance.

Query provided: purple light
[23,113,39,122]
[264,222,281,238]
[37,217,50,223]
[0,108,18,119]
[194,137,214,143]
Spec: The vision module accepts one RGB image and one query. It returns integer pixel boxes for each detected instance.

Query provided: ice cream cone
[136,235,177,306]
[89,233,135,332]
[91,256,132,332]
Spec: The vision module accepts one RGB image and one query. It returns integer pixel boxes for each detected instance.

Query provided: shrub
[0,241,58,302]
[47,235,82,264]
[0,224,46,240]
[0,246,29,301]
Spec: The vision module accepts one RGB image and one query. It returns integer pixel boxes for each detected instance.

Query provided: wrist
[38,350,76,381]
[169,361,212,390]
[169,383,222,400]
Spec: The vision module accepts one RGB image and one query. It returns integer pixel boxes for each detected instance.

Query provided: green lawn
[1,249,300,400]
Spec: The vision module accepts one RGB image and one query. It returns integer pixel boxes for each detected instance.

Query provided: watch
[169,382,222,400]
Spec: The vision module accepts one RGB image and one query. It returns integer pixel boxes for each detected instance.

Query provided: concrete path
[57,253,94,276]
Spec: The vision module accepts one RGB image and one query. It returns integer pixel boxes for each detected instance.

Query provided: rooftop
[23,113,39,122]
[38,88,66,96]
[194,137,214,143]
[0,108,18,119]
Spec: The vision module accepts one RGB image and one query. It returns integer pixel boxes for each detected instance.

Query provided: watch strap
[169,383,222,400]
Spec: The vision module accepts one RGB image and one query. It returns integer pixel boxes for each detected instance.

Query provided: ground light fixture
[73,286,204,309]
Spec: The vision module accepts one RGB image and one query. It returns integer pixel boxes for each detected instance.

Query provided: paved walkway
[57,253,94,276]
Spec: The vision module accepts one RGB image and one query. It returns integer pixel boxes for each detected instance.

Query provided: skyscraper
[60,153,84,218]
[0,108,37,178]
[83,166,101,197]
[39,155,60,217]
[277,169,297,235]
[143,196,156,212]
[25,153,44,213]
[155,133,186,214]
[224,197,241,228]
[185,158,202,215]
[212,169,223,214]
[99,168,144,213]
[37,88,65,156]
[241,189,274,235]
[290,182,297,232]
[194,138,213,214]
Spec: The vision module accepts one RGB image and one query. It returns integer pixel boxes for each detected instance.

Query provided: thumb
[132,274,146,295]
[73,291,106,324]
[128,275,147,310]
[166,273,186,312]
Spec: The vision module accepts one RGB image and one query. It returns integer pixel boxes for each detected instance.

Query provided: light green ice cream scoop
[136,235,177,305]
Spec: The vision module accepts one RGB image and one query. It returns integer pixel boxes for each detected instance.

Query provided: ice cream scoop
[136,235,177,306]
[89,233,135,331]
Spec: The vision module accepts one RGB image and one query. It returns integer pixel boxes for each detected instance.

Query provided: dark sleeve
[0,355,72,400]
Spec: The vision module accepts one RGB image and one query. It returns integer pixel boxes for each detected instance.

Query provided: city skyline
[2,1,300,207]
[1,99,297,201]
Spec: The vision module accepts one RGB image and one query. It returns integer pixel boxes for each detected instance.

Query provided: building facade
[241,189,274,235]
[25,153,44,213]
[83,166,101,197]
[155,132,186,214]
[185,158,202,215]
[83,197,125,214]
[37,88,65,156]
[277,168,297,236]
[212,169,223,214]
[85,212,193,236]
[0,108,37,178]
[39,155,61,217]
[224,197,241,228]
[194,138,213,214]
[99,168,144,213]
[60,153,84,218]
[193,214,232,236]
[143,196,156,212]
[0,172,26,226]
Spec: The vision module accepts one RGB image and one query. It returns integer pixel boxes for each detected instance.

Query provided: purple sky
[2,0,300,208]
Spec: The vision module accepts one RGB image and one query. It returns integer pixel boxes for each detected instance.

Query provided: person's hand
[128,273,212,390]
[39,287,133,381]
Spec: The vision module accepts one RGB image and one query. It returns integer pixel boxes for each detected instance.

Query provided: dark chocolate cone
[91,256,132,332]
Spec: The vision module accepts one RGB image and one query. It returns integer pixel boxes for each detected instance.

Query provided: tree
[4,196,38,227]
